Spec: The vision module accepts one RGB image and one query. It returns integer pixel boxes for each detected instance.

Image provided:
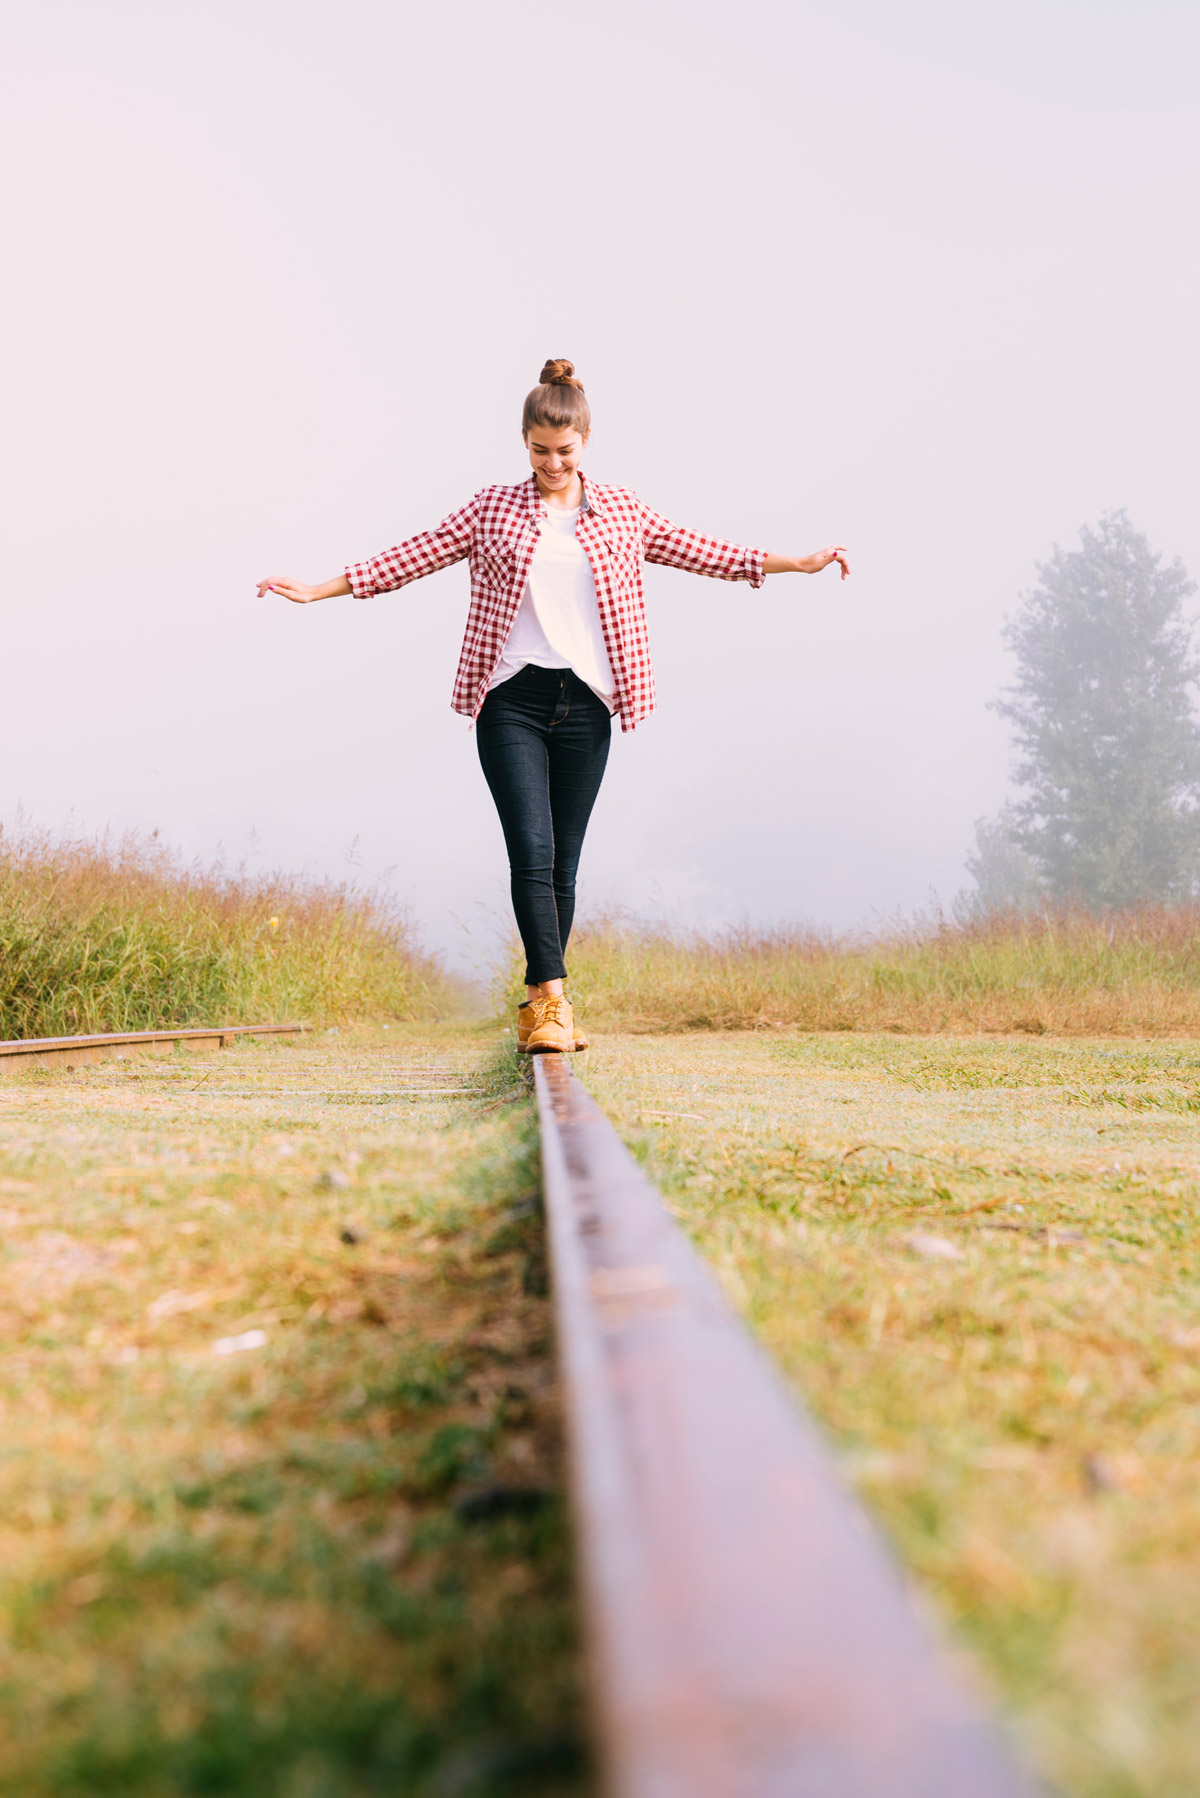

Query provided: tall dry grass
[0,822,453,1038]
[552,906,1200,1036]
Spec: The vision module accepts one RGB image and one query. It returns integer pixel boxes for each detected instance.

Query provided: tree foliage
[993,512,1200,908]
[957,804,1043,921]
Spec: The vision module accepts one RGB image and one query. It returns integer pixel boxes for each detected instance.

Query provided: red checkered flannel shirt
[345,473,766,731]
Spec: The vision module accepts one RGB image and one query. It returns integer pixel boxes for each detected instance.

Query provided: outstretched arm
[255,574,351,604]
[257,494,478,607]
[640,504,848,586]
[764,546,850,580]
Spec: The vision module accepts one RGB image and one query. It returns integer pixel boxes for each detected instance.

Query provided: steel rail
[533,1053,1036,1798]
[0,1023,306,1071]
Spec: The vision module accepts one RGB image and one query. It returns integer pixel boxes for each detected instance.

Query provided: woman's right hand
[256,574,352,603]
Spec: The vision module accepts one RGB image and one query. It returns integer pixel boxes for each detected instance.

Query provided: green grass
[579,1029,1200,1798]
[0,822,457,1038]
[0,1026,587,1797]
[14,825,1200,1795]
[546,906,1200,1037]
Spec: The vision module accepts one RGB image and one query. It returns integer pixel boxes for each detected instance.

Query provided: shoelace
[532,995,570,1027]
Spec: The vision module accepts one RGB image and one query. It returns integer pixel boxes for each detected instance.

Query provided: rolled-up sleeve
[345,496,477,599]
[640,504,766,589]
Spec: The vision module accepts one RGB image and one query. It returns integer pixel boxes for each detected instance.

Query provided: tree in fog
[957,804,1042,919]
[992,511,1200,909]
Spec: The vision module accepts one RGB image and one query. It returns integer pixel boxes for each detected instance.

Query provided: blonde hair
[522,358,591,436]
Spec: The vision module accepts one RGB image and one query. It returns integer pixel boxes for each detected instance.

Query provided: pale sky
[3,0,1198,974]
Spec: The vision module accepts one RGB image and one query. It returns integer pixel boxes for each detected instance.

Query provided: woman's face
[525,423,589,495]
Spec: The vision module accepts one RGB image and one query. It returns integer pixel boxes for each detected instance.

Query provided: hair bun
[538,357,584,390]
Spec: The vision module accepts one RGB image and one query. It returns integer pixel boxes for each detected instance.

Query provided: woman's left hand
[798,545,850,579]
[763,546,850,579]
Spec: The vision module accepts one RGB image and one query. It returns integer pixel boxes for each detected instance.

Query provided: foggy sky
[3,0,1198,974]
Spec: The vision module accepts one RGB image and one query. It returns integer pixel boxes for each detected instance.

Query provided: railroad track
[0,1022,306,1071]
[533,1053,1036,1798]
[0,1024,479,1097]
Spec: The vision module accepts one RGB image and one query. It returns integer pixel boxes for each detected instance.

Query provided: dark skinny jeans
[476,665,612,985]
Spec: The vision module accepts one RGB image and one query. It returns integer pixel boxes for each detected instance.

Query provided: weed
[532,905,1200,1037]
[0,820,460,1036]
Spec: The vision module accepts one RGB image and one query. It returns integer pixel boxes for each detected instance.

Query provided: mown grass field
[6,831,1200,1798]
[0,1027,587,1798]
[579,1030,1200,1798]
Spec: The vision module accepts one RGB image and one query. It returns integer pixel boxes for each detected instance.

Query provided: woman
[258,359,849,1054]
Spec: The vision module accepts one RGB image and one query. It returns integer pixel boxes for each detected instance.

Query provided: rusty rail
[0,1023,305,1071]
[532,1054,1035,1798]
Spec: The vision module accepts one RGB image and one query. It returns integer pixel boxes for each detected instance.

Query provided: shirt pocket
[598,527,643,587]
[474,534,519,596]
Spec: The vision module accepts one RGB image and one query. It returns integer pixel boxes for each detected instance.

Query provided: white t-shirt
[488,505,616,709]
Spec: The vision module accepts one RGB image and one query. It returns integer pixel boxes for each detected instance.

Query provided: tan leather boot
[522,993,574,1055]
[518,1000,588,1053]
